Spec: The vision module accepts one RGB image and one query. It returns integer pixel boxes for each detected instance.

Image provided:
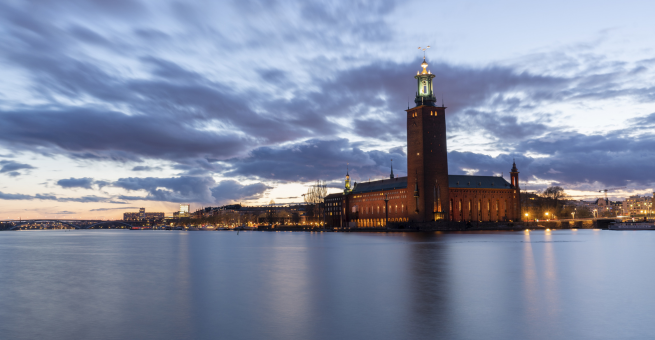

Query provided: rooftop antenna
[442,94,444,107]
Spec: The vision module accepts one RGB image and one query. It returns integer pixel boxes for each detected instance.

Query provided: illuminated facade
[622,195,654,216]
[179,204,190,217]
[326,58,521,228]
[123,208,165,222]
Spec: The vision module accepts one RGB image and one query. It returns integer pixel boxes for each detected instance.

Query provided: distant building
[179,204,190,217]
[123,208,164,222]
[623,195,653,216]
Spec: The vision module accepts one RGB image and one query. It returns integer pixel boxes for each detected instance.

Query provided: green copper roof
[351,177,408,194]
[346,175,513,194]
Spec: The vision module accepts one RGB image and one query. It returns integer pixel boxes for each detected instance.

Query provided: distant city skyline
[1,0,654,219]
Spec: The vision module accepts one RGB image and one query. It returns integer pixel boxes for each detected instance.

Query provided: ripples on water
[1,230,654,340]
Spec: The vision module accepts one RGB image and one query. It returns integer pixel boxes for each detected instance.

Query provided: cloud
[57,177,95,189]
[0,192,33,200]
[0,191,115,203]
[111,176,271,204]
[112,176,217,202]
[224,138,406,182]
[210,180,271,205]
[90,207,139,212]
[0,107,251,163]
[132,166,162,171]
[0,0,654,199]
[448,124,655,190]
[0,160,35,175]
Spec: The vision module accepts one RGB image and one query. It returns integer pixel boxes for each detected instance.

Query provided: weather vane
[418,45,430,58]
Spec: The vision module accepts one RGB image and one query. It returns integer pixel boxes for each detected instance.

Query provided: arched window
[458,199,462,222]
[496,200,499,221]
[504,199,508,220]
[437,183,442,212]
[450,199,453,221]
[487,200,491,221]
[468,200,472,221]
[478,200,482,221]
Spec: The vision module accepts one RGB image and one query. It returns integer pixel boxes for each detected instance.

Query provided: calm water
[1,229,654,340]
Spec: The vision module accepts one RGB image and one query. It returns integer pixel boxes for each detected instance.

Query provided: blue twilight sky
[1,0,654,219]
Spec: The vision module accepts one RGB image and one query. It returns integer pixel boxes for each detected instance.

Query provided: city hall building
[324,58,521,227]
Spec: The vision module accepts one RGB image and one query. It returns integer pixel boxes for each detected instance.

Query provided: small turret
[510,159,519,189]
[344,164,351,194]
[390,159,394,179]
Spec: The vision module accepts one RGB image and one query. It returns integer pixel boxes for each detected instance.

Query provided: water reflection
[2,230,655,339]
[405,233,452,338]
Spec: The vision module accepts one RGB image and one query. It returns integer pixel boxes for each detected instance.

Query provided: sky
[1,0,654,220]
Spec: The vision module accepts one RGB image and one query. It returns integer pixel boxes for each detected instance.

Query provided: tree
[304,180,327,224]
[541,186,566,201]
[577,206,594,218]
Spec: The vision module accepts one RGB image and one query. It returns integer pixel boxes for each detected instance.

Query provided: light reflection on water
[1,230,655,340]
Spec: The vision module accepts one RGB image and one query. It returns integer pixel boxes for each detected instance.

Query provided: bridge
[1,219,140,230]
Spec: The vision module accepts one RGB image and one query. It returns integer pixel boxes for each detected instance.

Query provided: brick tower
[406,57,449,222]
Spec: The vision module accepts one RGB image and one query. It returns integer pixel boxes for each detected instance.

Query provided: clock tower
[406,57,449,222]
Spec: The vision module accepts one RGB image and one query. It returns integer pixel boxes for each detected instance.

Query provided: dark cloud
[57,195,109,203]
[448,126,655,191]
[0,191,112,203]
[0,192,33,200]
[90,207,139,212]
[225,138,406,182]
[56,177,110,189]
[112,176,271,204]
[57,177,95,189]
[132,166,163,171]
[210,180,271,205]
[113,176,216,202]
[52,211,75,214]
[449,109,550,141]
[0,0,653,199]
[0,107,249,162]
[0,160,35,175]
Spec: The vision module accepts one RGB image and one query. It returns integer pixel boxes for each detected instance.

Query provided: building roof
[351,177,408,194]
[448,175,512,189]
[346,174,512,195]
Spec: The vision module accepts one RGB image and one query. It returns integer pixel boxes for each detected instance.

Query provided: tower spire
[414,49,436,107]
[390,159,394,179]
[344,163,351,193]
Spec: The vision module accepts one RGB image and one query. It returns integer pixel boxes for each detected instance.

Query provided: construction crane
[598,187,626,201]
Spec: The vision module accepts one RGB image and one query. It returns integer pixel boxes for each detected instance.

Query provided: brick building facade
[324,57,521,228]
